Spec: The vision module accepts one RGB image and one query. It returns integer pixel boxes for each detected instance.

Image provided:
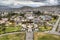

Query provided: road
[0,32,24,37]
[26,28,33,40]
[44,31,60,35]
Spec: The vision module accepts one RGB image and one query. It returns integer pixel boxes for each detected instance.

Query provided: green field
[0,32,25,40]
[39,25,52,32]
[0,25,22,34]
[34,32,60,40]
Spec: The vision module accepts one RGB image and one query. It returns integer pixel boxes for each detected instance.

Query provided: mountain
[20,6,33,10]
[0,5,20,12]
[0,5,60,12]
[37,5,60,10]
[0,5,12,11]
[18,5,60,12]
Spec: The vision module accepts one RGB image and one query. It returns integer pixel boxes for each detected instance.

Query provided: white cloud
[0,0,59,8]
[47,0,58,5]
[0,0,47,7]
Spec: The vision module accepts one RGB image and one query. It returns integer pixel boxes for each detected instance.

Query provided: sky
[0,0,59,8]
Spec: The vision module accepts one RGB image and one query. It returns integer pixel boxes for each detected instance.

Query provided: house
[33,17,40,23]
[22,24,26,28]
[1,12,8,16]
[2,18,8,21]
[0,20,5,24]
[25,13,34,20]
[34,28,39,31]
[28,28,32,32]
[39,15,52,21]
[12,11,20,14]
[33,24,38,28]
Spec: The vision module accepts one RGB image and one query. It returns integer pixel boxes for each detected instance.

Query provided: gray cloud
[32,0,46,2]
[57,0,60,4]
[0,0,59,8]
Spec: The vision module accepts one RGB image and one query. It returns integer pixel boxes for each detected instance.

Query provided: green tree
[43,22,47,29]
[33,11,42,16]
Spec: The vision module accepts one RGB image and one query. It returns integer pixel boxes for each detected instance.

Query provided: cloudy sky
[0,0,60,8]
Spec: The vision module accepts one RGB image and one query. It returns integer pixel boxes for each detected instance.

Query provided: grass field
[39,26,52,32]
[34,32,60,40]
[0,25,22,34]
[0,32,25,40]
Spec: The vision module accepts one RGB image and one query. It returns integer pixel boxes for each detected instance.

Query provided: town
[0,6,60,40]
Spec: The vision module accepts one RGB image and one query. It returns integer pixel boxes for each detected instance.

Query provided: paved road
[26,32,33,40]
[26,28,33,40]
[44,31,60,35]
[0,32,23,36]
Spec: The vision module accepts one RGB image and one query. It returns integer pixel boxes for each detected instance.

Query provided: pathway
[26,28,33,40]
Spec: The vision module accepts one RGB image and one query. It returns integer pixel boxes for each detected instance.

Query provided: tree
[43,22,47,29]
[33,11,42,16]
[0,23,6,33]
[20,13,24,17]
[53,16,58,19]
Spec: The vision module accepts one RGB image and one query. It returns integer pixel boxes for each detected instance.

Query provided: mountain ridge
[0,5,60,12]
